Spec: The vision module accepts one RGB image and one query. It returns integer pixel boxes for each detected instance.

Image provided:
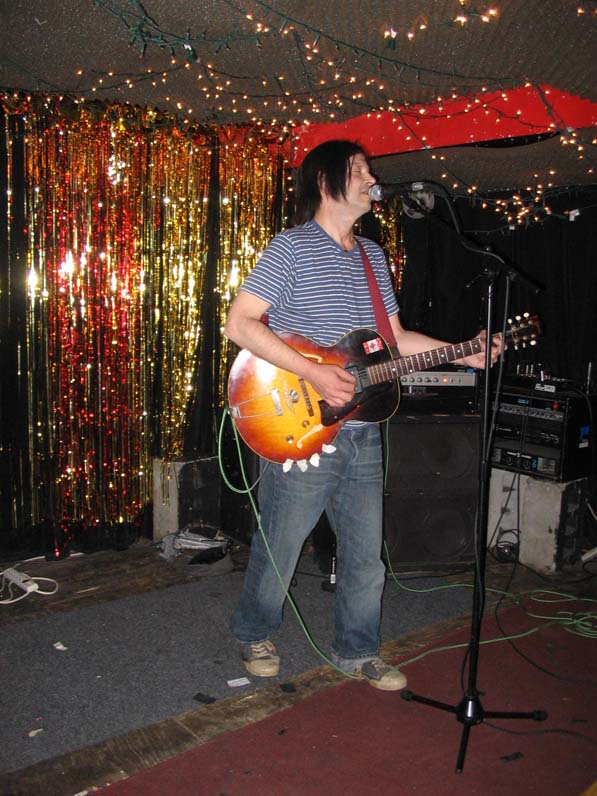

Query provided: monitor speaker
[152,443,258,546]
[152,456,221,541]
[383,414,480,568]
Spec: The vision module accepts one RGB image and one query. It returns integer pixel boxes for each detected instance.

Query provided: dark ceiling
[1,0,596,193]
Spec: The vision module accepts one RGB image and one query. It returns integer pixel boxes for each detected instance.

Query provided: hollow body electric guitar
[227,315,540,464]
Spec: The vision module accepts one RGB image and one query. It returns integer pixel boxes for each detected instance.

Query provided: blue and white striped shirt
[240,220,398,345]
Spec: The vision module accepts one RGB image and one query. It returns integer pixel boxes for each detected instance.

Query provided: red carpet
[97,602,597,796]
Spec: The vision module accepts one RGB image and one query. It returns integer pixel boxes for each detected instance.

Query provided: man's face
[345,153,376,213]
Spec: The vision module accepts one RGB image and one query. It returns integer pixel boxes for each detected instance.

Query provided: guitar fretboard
[368,338,483,385]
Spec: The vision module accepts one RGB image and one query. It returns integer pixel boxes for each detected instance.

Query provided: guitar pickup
[345,364,364,393]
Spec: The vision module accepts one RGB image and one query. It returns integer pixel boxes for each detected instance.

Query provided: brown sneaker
[357,657,407,691]
[241,640,280,677]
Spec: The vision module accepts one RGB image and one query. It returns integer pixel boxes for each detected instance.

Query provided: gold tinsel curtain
[1,96,287,535]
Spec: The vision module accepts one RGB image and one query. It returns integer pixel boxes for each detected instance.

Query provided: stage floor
[1,538,594,796]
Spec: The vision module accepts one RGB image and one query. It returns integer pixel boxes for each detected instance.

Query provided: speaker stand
[399,259,547,772]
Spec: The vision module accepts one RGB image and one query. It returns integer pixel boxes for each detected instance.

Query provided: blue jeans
[230,423,386,660]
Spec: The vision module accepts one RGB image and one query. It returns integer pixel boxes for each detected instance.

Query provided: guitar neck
[371,338,483,384]
[398,338,483,376]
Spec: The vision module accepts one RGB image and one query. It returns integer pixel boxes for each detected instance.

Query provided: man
[224,139,499,690]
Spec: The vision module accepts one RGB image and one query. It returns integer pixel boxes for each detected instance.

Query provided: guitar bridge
[271,388,283,415]
[230,388,284,419]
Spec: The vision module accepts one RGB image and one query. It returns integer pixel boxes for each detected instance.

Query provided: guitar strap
[356,239,398,352]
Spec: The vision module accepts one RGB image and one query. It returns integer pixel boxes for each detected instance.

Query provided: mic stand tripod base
[401,680,548,772]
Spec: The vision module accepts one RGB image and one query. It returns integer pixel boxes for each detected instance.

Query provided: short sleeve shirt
[240,220,398,345]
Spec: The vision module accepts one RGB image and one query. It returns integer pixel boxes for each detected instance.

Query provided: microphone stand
[396,194,547,772]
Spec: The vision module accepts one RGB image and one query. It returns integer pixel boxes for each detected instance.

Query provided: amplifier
[399,370,477,388]
[491,385,594,482]
[399,368,478,415]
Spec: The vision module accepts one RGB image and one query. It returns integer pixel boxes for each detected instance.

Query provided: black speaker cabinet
[383,414,480,569]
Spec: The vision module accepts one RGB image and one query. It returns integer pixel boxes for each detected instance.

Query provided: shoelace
[251,641,275,658]
[365,657,389,674]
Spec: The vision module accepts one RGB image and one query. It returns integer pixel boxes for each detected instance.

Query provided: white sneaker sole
[243,659,280,677]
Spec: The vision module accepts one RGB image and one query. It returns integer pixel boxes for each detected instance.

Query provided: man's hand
[461,330,503,369]
[306,362,356,406]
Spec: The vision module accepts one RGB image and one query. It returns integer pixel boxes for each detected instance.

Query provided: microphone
[369,181,431,201]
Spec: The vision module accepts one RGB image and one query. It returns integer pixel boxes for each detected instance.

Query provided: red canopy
[290,85,597,166]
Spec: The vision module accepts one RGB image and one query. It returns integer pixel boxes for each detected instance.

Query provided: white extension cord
[2,567,40,593]
[0,566,59,604]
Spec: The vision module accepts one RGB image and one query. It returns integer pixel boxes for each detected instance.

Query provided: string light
[84,0,522,124]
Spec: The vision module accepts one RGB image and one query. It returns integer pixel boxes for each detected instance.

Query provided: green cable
[384,541,514,596]
[385,542,597,639]
[523,609,597,639]
[399,623,555,669]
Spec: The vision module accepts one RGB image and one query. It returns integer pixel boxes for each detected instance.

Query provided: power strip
[2,567,39,593]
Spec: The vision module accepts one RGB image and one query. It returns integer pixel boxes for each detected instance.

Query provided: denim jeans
[230,423,386,660]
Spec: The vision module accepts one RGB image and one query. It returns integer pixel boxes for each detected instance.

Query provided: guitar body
[227,329,399,463]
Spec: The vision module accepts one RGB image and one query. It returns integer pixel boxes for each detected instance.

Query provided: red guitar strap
[356,240,397,350]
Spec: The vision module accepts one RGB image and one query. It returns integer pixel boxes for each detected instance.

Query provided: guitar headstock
[505,312,542,349]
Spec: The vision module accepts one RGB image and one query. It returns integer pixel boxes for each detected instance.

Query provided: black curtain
[399,188,597,385]
[0,111,32,540]
[183,140,222,456]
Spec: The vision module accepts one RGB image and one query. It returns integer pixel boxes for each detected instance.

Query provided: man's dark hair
[292,139,369,225]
